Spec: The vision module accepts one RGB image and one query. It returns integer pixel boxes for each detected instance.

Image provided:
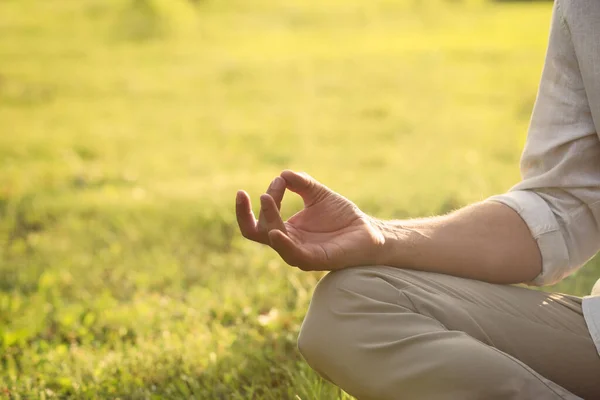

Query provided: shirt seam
[486,197,560,238]
[555,0,596,135]
[562,199,600,226]
[555,0,570,37]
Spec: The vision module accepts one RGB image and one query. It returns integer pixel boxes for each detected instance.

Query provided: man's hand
[235,170,385,271]
[236,170,543,284]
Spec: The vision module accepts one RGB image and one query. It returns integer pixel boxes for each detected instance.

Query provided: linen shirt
[486,0,600,355]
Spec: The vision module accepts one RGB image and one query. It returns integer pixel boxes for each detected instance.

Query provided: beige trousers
[298,266,600,400]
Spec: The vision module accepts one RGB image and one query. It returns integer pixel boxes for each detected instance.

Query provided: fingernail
[236,191,243,204]
[271,177,285,190]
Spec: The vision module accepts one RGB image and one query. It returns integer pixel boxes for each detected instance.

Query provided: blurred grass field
[1,0,598,398]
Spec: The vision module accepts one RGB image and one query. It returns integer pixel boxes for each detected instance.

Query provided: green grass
[0,0,597,398]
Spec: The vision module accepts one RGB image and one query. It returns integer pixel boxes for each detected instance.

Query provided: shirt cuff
[485,190,570,286]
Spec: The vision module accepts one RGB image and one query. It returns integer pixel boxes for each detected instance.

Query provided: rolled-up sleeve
[487,0,600,286]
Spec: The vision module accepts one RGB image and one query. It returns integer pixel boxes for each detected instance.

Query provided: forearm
[374,201,542,284]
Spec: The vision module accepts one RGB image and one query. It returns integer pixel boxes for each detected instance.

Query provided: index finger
[236,190,262,242]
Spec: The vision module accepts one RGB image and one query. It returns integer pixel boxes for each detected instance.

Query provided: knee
[297,268,351,366]
[298,266,409,376]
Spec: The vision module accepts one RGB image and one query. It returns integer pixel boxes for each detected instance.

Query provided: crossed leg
[298,266,600,400]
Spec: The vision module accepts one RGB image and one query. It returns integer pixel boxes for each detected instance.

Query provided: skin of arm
[236,170,542,285]
[374,201,542,284]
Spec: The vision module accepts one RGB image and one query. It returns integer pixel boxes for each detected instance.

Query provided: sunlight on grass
[1,0,595,398]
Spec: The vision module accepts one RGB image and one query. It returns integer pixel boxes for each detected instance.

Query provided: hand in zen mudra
[236,170,385,271]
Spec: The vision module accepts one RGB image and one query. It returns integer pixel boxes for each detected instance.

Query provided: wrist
[371,219,413,267]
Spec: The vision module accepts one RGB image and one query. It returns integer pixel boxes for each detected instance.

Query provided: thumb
[280,170,331,207]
